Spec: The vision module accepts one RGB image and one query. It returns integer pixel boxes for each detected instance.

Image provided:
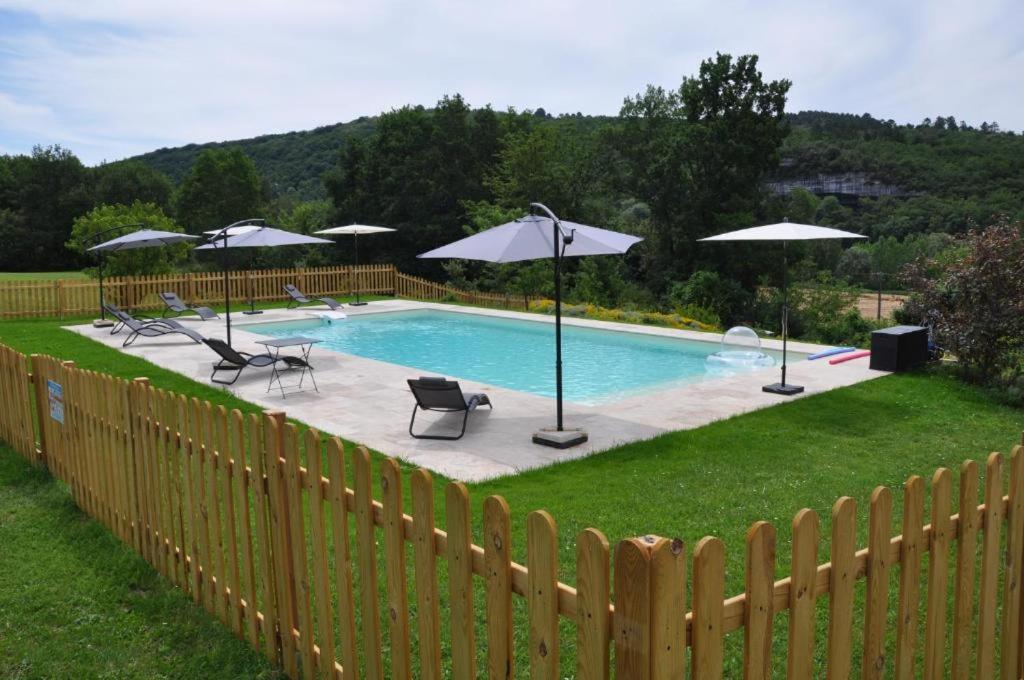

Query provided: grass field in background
[0,271,87,281]
[0,317,1021,675]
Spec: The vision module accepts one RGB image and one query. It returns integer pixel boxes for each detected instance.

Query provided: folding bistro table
[254,336,321,397]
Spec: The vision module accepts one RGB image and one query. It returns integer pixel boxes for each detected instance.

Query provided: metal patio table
[254,336,321,397]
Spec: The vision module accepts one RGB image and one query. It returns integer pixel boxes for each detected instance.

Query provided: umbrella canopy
[196,226,333,347]
[698,222,865,242]
[196,226,333,249]
[418,206,642,447]
[699,220,866,396]
[202,225,263,237]
[418,214,642,263]
[315,224,396,305]
[86,228,199,321]
[315,224,396,236]
[88,229,199,252]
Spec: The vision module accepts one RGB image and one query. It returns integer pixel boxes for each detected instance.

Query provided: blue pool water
[242,310,794,405]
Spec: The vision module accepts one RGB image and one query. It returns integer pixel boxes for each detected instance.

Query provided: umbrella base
[349,301,368,306]
[763,382,804,396]
[242,310,264,315]
[92,318,115,328]
[532,427,588,449]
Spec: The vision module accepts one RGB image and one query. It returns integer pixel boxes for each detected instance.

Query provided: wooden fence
[0,265,398,319]
[395,272,532,310]
[2,343,1024,678]
[0,265,535,319]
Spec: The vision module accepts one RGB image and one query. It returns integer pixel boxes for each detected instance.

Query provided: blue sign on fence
[47,379,64,424]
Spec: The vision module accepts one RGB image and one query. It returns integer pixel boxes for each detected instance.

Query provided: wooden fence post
[30,354,51,469]
[263,409,299,678]
[614,534,687,680]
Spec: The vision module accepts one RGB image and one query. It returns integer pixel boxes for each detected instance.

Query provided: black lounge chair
[108,308,204,347]
[284,284,343,310]
[203,338,314,387]
[104,303,190,334]
[407,377,492,440]
[159,291,219,320]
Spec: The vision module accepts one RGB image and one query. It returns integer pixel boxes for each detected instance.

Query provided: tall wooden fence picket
[2,341,1024,678]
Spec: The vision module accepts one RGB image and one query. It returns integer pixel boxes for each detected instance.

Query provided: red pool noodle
[829,350,870,365]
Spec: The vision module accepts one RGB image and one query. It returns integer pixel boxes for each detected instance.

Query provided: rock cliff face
[765,173,912,203]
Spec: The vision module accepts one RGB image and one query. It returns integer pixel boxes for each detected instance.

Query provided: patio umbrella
[699,220,866,395]
[314,224,396,305]
[196,222,333,347]
[87,228,200,321]
[418,203,642,448]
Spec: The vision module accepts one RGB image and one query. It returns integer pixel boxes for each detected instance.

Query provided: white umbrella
[86,227,200,321]
[314,224,396,305]
[418,203,643,448]
[699,220,866,395]
[196,221,333,346]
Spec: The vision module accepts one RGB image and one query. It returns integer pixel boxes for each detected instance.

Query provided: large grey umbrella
[419,203,642,448]
[196,221,333,346]
[314,224,396,305]
[87,227,200,321]
[699,221,866,395]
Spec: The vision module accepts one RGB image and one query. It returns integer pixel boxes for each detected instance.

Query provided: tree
[612,53,791,290]
[175,148,264,233]
[324,95,505,276]
[67,202,190,276]
[903,218,1024,387]
[93,160,173,211]
[0,145,94,271]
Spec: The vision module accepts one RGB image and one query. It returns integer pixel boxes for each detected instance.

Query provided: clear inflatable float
[705,326,776,375]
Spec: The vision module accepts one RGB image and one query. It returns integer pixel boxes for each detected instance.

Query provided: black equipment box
[869,325,928,372]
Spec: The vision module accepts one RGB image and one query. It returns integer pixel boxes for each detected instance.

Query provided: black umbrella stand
[530,202,588,449]
[762,241,804,395]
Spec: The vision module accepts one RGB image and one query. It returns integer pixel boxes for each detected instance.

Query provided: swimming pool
[242,310,796,405]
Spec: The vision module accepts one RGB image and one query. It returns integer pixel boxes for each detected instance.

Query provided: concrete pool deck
[67,300,888,481]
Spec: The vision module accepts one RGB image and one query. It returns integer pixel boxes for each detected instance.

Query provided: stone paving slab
[66,300,888,481]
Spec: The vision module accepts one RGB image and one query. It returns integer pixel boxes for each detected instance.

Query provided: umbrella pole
[763,240,803,396]
[223,245,232,347]
[530,202,587,449]
[98,254,105,320]
[554,223,563,431]
[351,232,365,306]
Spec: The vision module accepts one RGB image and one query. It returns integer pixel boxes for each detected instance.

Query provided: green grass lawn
[0,271,88,281]
[0,316,1022,676]
[0,443,279,678]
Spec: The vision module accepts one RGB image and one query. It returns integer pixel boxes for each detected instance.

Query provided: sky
[1,0,1022,165]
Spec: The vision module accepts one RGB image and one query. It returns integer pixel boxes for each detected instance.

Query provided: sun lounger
[104,303,188,336]
[106,306,204,347]
[284,284,343,310]
[159,291,219,320]
[203,338,314,387]
[407,376,492,440]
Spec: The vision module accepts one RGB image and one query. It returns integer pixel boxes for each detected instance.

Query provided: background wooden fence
[0,265,536,319]
[1,342,1023,678]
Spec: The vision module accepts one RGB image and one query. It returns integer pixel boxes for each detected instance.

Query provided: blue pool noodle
[808,346,856,361]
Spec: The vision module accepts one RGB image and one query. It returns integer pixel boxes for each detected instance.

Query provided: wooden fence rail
[2,343,1024,678]
[0,265,537,319]
[0,265,398,319]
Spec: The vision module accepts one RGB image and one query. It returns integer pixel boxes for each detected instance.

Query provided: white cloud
[0,0,1021,164]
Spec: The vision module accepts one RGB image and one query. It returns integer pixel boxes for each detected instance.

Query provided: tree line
[1,51,1021,342]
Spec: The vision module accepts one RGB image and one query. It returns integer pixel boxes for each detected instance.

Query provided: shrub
[902,218,1024,386]
[674,303,722,329]
[666,270,751,325]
